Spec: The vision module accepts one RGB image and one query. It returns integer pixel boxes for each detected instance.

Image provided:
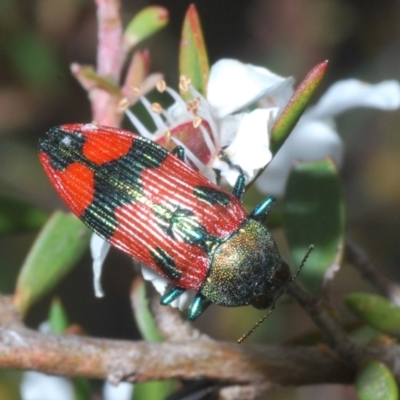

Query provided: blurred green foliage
[1,1,400,399]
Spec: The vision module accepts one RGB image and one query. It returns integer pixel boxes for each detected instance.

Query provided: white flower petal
[141,265,195,310]
[91,233,111,298]
[218,114,243,148]
[305,79,400,120]
[103,381,134,400]
[208,59,294,118]
[21,372,74,400]
[256,120,343,197]
[221,108,276,186]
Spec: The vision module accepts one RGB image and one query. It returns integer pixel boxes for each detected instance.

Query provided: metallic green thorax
[201,218,284,307]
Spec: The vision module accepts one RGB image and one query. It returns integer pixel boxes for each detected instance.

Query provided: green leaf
[271,61,328,155]
[48,298,69,335]
[131,277,164,343]
[14,211,90,315]
[179,4,209,97]
[346,293,400,338]
[133,380,175,400]
[0,195,48,234]
[131,277,176,399]
[123,6,169,51]
[283,159,345,293]
[356,361,398,400]
[73,378,91,400]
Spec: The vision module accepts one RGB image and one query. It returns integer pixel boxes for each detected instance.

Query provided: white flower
[123,59,293,186]
[256,78,400,197]
[21,372,74,400]
[91,59,292,308]
[90,59,400,314]
[207,59,293,118]
[103,381,134,400]
[91,232,110,297]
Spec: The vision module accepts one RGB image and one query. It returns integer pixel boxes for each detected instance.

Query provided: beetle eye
[274,260,291,282]
[251,294,273,310]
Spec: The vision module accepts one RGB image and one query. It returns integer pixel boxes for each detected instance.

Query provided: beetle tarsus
[172,145,185,162]
[160,286,186,305]
[232,172,246,202]
[250,196,276,221]
[188,293,211,320]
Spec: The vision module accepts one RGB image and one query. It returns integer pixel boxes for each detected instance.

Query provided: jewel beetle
[38,123,292,321]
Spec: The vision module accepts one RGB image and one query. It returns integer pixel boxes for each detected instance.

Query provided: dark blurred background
[1,1,400,398]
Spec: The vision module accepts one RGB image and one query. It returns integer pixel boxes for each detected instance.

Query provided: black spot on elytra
[150,246,181,281]
[193,186,231,206]
[38,126,87,170]
[81,137,169,239]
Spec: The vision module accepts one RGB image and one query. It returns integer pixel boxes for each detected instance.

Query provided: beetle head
[201,218,290,308]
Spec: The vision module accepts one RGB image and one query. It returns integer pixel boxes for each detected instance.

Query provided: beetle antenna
[237,307,274,344]
[237,245,314,344]
[290,244,314,282]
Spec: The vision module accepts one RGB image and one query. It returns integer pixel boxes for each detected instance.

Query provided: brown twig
[286,282,364,367]
[0,331,353,386]
[346,238,400,305]
[0,294,353,385]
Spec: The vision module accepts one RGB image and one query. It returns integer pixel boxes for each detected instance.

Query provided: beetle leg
[188,293,211,320]
[160,286,186,306]
[250,196,276,221]
[171,145,185,162]
[232,172,246,202]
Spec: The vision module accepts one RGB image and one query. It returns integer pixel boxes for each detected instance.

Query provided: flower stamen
[131,85,142,96]
[156,79,167,93]
[179,75,191,93]
[118,97,130,111]
[150,102,163,114]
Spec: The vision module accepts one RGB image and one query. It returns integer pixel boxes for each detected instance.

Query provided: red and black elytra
[38,123,291,321]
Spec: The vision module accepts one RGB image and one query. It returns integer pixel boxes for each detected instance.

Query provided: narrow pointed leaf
[271,61,328,155]
[131,276,164,343]
[356,361,398,400]
[14,211,90,315]
[48,298,69,335]
[71,64,121,97]
[73,378,91,400]
[131,277,176,399]
[123,6,169,51]
[179,4,209,96]
[346,293,400,338]
[122,50,150,96]
[283,159,345,294]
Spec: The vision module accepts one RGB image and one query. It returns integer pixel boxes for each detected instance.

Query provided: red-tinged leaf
[271,61,329,155]
[70,63,122,97]
[123,6,169,51]
[179,4,209,97]
[121,50,150,99]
